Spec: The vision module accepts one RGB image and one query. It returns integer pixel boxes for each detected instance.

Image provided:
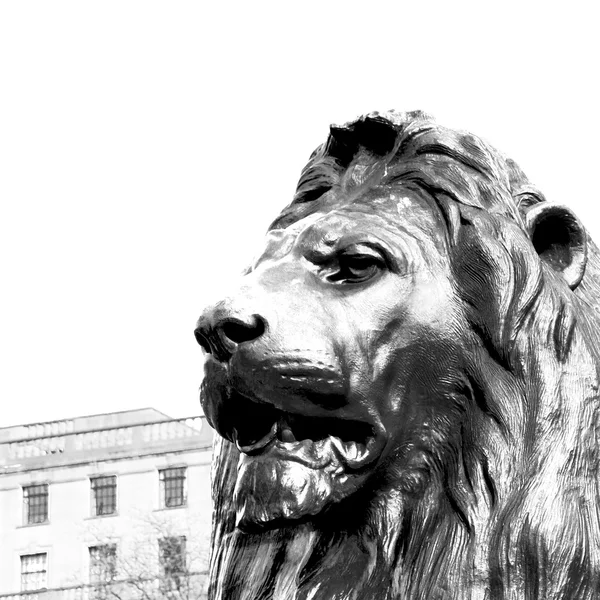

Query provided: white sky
[0,1,598,427]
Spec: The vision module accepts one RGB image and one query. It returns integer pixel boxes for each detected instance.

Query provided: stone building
[0,408,213,599]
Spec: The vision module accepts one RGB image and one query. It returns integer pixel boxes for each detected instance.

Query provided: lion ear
[525,203,588,290]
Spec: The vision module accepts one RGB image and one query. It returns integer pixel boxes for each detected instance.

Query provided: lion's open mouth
[228,391,379,469]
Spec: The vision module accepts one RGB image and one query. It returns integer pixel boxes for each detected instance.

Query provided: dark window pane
[159,467,186,508]
[89,544,117,584]
[91,476,117,516]
[159,536,186,592]
[23,484,48,524]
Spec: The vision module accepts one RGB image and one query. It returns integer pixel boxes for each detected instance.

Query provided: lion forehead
[287,192,445,260]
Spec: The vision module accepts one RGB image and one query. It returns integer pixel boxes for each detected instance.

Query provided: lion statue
[195,110,600,600]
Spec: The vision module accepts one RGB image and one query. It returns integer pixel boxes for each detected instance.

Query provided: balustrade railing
[0,416,211,469]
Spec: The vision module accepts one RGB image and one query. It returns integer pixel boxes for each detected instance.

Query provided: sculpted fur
[196,111,600,599]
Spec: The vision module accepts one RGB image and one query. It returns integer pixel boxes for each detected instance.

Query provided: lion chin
[232,420,369,530]
[234,454,338,530]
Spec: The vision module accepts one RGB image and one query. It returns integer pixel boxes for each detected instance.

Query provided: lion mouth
[229,391,380,469]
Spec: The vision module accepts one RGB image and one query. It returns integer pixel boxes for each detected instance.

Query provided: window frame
[90,475,118,517]
[89,543,118,585]
[20,552,48,592]
[158,536,187,593]
[158,466,187,509]
[22,483,49,525]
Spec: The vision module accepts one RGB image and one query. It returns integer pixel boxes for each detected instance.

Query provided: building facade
[0,408,213,599]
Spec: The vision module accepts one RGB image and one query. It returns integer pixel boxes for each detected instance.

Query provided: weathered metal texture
[195,110,600,599]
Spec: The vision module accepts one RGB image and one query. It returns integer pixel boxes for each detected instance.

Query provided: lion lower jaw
[233,446,361,531]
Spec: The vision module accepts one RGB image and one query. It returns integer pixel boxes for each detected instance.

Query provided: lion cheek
[233,455,337,531]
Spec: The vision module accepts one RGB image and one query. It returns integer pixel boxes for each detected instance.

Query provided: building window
[89,544,117,584]
[159,536,186,592]
[23,484,49,524]
[159,467,187,508]
[91,476,117,516]
[21,553,47,591]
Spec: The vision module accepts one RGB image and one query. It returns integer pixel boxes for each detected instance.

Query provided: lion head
[196,111,600,600]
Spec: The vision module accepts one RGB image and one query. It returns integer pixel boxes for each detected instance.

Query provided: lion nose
[194,306,266,362]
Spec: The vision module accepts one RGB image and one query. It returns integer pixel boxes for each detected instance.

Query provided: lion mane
[204,111,600,600]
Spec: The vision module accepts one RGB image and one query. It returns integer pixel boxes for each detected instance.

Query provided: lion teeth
[329,437,362,462]
[345,441,358,461]
[280,425,296,443]
[330,436,346,457]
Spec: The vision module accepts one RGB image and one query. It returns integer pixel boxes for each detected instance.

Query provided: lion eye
[328,253,384,284]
